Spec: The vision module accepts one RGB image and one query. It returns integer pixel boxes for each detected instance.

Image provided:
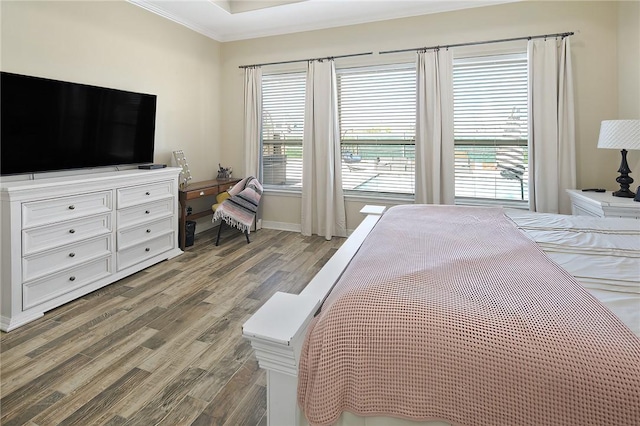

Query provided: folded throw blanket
[212,176,262,234]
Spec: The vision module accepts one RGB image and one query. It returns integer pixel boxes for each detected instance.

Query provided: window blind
[337,64,416,195]
[261,72,306,188]
[261,55,528,204]
[453,54,529,203]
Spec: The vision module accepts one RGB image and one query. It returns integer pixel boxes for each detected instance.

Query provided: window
[453,54,529,204]
[337,64,416,195]
[261,54,528,205]
[261,72,306,188]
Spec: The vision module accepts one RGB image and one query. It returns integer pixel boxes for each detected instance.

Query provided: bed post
[242,206,386,426]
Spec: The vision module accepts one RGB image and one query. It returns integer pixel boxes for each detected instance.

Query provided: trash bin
[185,220,196,247]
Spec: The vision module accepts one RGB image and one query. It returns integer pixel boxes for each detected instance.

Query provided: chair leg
[216,221,224,246]
[245,230,250,244]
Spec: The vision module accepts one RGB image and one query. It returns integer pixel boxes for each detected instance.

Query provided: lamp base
[613,188,636,198]
[612,149,635,198]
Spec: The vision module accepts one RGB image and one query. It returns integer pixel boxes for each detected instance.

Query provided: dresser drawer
[23,191,112,228]
[23,235,112,282]
[23,257,112,310]
[117,181,174,209]
[117,232,174,271]
[117,216,173,250]
[185,185,221,200]
[117,198,174,229]
[23,213,112,256]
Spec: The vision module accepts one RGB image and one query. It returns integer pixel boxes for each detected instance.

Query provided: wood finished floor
[0,226,344,426]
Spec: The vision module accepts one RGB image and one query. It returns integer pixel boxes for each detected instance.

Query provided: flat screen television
[1,72,157,176]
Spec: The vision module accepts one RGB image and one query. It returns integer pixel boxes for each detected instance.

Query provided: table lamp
[597,120,640,198]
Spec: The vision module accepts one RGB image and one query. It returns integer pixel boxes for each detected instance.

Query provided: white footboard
[242,206,386,426]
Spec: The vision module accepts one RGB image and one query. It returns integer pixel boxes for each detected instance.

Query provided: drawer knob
[146,229,151,233]
[68,205,75,210]
[69,229,76,234]
[199,191,205,196]
[69,252,75,257]
[145,210,150,214]
[69,276,76,281]
[145,247,150,252]
[146,191,150,195]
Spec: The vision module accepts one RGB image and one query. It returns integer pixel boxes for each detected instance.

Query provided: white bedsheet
[506,210,640,336]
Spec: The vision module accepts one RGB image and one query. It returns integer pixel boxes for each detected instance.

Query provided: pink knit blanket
[298,205,640,426]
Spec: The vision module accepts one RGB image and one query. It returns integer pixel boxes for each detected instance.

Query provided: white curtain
[244,66,262,180]
[415,49,455,205]
[301,60,347,240]
[528,37,576,214]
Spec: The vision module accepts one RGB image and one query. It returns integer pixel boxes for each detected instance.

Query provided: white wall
[220,1,639,231]
[618,0,640,120]
[618,1,640,176]
[1,0,223,231]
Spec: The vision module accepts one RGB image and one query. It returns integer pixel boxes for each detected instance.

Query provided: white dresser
[0,168,183,331]
[567,189,640,219]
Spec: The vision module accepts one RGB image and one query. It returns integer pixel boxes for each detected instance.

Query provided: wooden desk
[178,178,241,249]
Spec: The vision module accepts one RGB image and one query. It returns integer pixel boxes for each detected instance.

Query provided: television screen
[1,72,157,176]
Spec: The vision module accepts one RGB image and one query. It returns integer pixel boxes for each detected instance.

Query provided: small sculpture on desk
[217,164,231,180]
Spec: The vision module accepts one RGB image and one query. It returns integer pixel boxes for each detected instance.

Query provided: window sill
[344,192,414,204]
[263,187,529,210]
[264,187,414,203]
[455,197,529,210]
[263,187,302,198]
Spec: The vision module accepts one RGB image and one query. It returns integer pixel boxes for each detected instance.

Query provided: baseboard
[198,219,262,233]
[194,221,217,234]
[261,221,355,236]
[206,219,353,236]
[197,219,293,233]
[262,220,301,233]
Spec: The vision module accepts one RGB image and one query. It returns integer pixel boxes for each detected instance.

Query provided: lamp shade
[597,120,640,150]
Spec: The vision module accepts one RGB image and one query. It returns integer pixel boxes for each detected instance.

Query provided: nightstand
[566,189,640,219]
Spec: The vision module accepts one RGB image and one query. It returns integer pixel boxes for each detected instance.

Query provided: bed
[242,205,640,426]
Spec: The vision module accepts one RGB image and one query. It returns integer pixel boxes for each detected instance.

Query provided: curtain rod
[379,31,574,55]
[239,52,373,69]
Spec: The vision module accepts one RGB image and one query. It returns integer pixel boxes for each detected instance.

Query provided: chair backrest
[234,177,262,213]
[245,177,263,200]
